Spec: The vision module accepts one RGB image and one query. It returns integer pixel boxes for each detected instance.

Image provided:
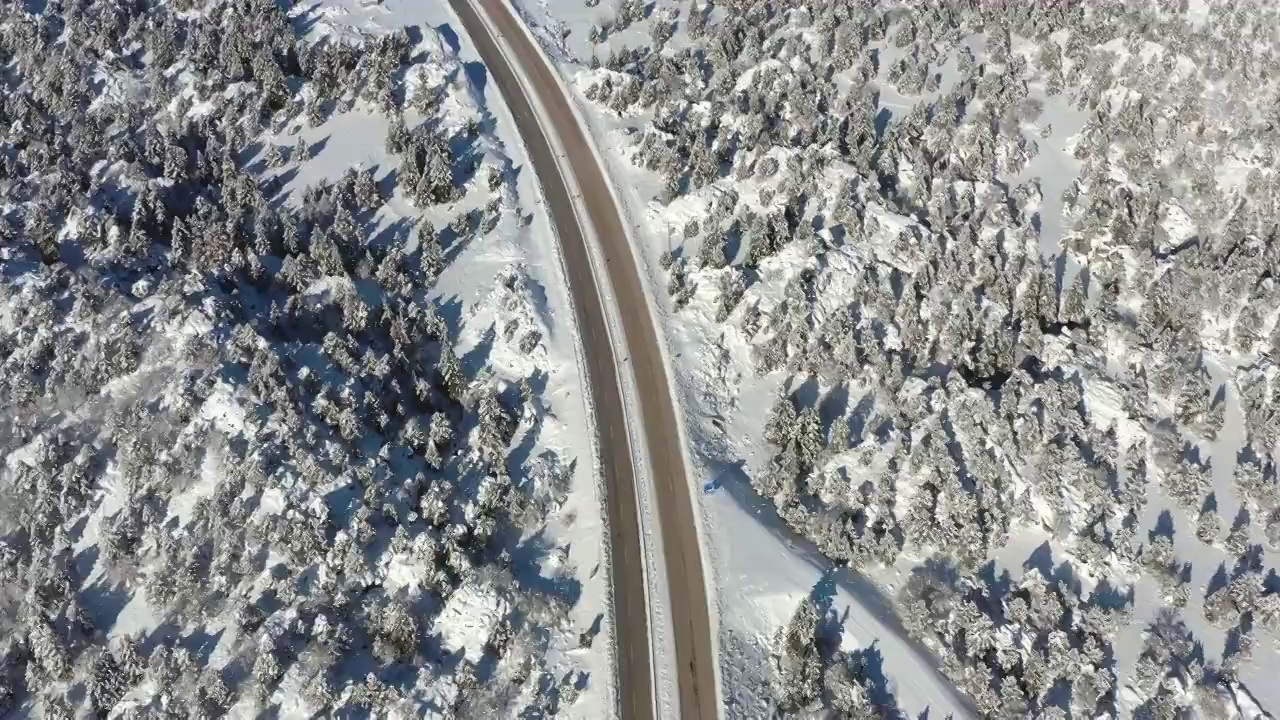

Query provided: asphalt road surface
[446,1,718,718]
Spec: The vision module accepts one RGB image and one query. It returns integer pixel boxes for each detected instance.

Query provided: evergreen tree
[770,596,823,713]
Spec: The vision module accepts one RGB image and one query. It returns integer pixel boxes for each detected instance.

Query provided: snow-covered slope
[0,0,612,716]
[510,0,1280,717]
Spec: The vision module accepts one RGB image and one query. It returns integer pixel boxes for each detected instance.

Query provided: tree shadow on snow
[289,4,328,38]
[849,642,904,717]
[1086,578,1134,612]
[77,576,130,635]
[1150,508,1177,542]
[976,560,1012,609]
[435,22,462,56]
[1022,542,1083,598]
[507,419,543,484]
[372,216,415,254]
[507,528,582,608]
[141,622,224,667]
[874,107,893,141]
[706,457,979,717]
[434,294,466,341]
[461,325,497,377]
[1206,562,1231,598]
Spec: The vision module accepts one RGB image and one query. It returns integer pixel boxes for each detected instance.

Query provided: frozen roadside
[444,0,682,717]
[459,0,723,717]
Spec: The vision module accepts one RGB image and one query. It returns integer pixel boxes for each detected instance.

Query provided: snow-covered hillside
[0,0,612,716]
[511,0,1280,717]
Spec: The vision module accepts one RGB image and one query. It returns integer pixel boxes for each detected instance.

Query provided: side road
[447,1,718,718]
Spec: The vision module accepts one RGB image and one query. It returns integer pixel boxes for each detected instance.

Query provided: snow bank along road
[447,0,718,718]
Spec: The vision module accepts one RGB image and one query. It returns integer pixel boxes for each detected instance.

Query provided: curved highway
[446,1,718,718]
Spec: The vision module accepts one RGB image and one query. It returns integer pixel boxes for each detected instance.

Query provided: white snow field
[506,1,1280,718]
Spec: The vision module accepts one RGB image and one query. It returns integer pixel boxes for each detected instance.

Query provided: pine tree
[765,393,798,447]
[373,601,420,662]
[413,74,440,116]
[294,135,311,162]
[87,647,126,714]
[795,407,825,466]
[699,231,726,269]
[354,167,382,211]
[265,142,285,168]
[27,620,70,683]
[827,415,851,455]
[686,0,706,38]
[420,230,444,284]
[825,660,875,718]
[438,345,465,400]
[475,387,513,465]
[1264,508,1280,550]
[715,268,745,323]
[770,596,824,712]
[309,228,345,276]
[1224,508,1251,556]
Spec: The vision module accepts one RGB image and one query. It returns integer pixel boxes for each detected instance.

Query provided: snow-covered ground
[506,1,1280,717]
[259,1,621,714]
[507,1,978,715]
[283,8,616,709]
[0,0,616,715]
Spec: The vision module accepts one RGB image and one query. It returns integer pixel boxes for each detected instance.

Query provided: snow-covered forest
[513,0,1280,716]
[8,0,1280,715]
[0,0,610,716]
